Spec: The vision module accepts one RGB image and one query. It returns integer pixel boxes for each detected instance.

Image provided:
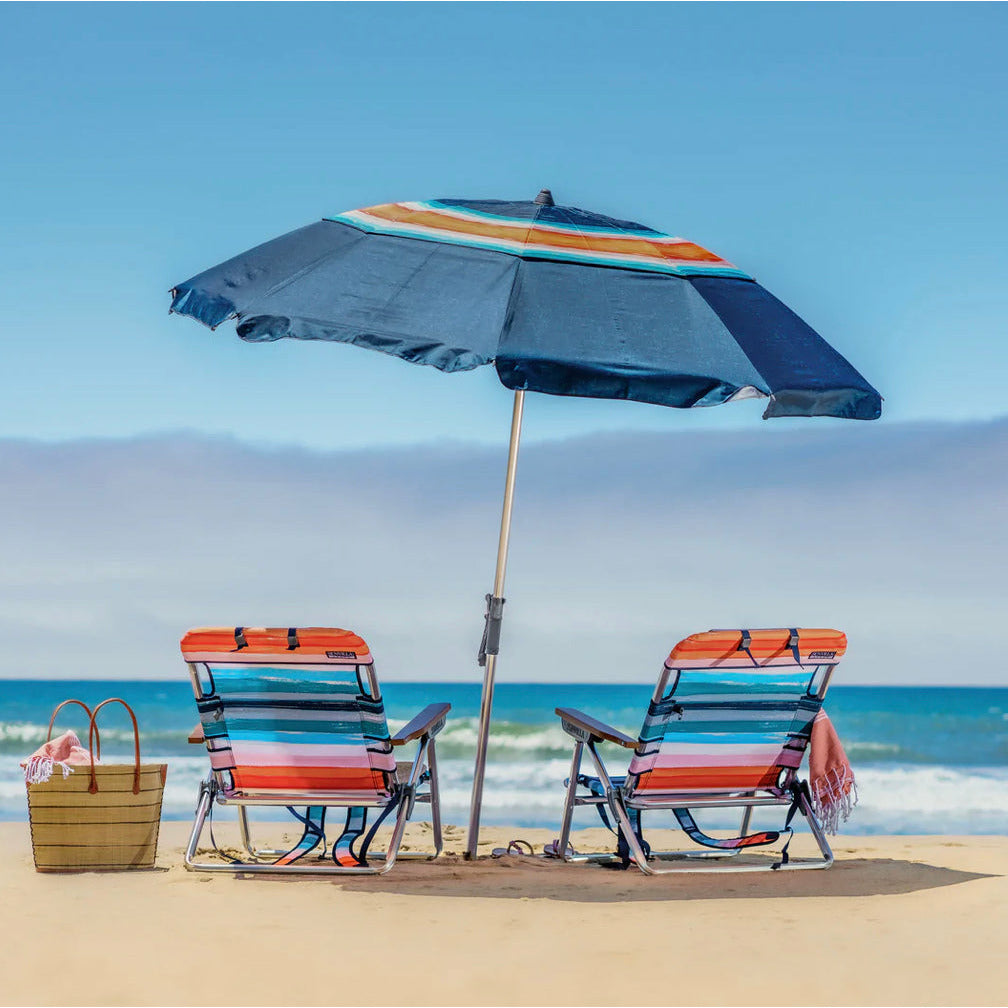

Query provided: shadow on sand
[264,852,995,903]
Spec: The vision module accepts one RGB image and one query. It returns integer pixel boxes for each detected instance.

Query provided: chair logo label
[326,650,357,659]
[808,650,836,660]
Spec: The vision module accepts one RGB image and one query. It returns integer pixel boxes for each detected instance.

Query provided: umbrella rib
[368,240,444,316]
[239,225,370,318]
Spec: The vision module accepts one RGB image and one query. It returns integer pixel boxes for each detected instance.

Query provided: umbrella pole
[465,388,525,859]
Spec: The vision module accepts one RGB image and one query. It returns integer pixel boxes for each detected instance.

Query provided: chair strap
[614,805,651,868]
[273,806,327,865]
[356,793,404,865]
[673,807,781,850]
[574,775,651,868]
[738,629,757,666]
[772,779,812,869]
[331,807,369,867]
[788,628,802,665]
[203,788,243,865]
[736,628,802,665]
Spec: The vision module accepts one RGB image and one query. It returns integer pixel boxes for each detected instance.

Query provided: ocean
[4,681,1007,835]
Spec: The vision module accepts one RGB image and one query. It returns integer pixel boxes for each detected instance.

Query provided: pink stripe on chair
[629,743,791,776]
[228,741,383,769]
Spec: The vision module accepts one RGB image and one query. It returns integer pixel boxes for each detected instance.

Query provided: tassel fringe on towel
[808,710,858,835]
[23,755,74,785]
[20,729,92,784]
[810,765,858,835]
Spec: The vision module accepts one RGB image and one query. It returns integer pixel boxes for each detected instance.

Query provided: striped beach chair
[551,628,844,873]
[181,626,449,875]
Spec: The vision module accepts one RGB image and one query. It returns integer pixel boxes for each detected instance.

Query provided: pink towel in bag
[21,730,94,784]
[809,710,857,834]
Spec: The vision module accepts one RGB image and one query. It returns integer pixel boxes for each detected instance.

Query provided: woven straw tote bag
[27,698,167,872]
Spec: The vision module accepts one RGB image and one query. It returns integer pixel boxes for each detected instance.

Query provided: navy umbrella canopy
[171,190,882,855]
[172,192,880,420]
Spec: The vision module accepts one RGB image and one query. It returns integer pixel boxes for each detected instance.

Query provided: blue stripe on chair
[214,728,393,748]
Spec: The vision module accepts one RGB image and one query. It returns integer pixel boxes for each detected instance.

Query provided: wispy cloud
[1,419,1004,684]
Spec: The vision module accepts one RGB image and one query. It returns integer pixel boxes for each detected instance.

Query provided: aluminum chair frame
[552,654,837,874]
[183,656,448,876]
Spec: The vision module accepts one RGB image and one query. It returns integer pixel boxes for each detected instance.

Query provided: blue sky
[2,2,1006,449]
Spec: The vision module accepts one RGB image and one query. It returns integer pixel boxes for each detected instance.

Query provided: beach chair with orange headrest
[549,627,845,872]
[181,626,449,875]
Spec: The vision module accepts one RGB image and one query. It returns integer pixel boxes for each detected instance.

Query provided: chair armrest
[555,707,637,749]
[390,703,451,746]
[188,723,204,744]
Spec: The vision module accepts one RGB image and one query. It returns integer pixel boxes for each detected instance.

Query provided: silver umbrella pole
[465,388,525,859]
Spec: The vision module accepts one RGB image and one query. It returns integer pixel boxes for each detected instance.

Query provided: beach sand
[1,820,1005,1006]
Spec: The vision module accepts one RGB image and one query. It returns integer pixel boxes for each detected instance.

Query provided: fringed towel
[21,730,94,784]
[809,710,857,834]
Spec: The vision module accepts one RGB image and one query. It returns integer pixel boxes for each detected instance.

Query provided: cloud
[1,418,1004,684]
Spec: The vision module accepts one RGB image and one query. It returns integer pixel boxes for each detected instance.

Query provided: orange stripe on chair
[667,628,847,666]
[181,626,370,659]
[636,765,782,792]
[232,765,388,792]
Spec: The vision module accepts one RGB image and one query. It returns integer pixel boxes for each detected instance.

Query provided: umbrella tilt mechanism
[478,594,506,667]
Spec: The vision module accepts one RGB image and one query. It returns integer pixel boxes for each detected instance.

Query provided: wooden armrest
[188,723,204,744]
[555,707,637,749]
[390,702,451,746]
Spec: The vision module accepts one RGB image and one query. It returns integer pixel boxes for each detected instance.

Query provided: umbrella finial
[534,188,555,206]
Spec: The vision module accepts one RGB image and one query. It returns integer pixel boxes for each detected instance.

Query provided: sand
[1,820,1005,1007]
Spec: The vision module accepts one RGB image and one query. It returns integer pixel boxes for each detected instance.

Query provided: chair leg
[581,741,654,873]
[427,738,443,859]
[739,802,753,836]
[375,784,416,874]
[553,741,583,860]
[372,736,431,871]
[396,736,444,861]
[236,806,287,861]
[605,790,655,874]
[183,779,213,871]
[797,788,834,869]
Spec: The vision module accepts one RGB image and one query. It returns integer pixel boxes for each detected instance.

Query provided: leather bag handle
[87,698,141,795]
[47,699,101,760]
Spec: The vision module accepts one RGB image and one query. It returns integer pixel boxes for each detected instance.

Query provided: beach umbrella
[169,189,882,857]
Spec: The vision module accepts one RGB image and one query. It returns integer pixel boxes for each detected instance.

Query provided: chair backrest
[626,628,846,796]
[181,627,396,798]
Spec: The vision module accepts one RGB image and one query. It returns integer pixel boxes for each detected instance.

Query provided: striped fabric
[326,200,751,279]
[182,628,396,799]
[627,629,846,796]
